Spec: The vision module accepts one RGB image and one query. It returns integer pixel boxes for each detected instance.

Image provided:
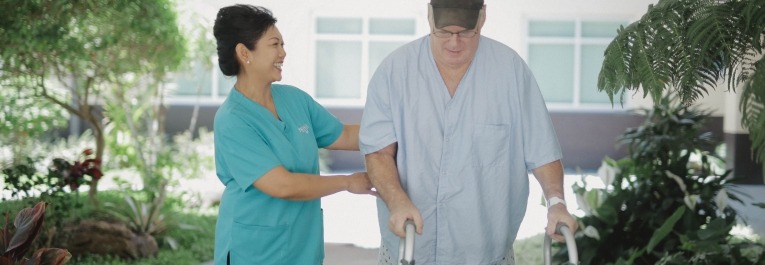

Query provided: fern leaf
[740,57,765,173]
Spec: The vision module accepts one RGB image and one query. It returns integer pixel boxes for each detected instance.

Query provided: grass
[513,233,553,265]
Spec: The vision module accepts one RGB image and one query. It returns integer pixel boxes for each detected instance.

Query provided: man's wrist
[547,196,566,208]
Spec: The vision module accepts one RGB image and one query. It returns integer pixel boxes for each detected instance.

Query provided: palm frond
[599,0,765,170]
[690,0,756,94]
[740,0,765,51]
[740,57,765,173]
[599,25,632,105]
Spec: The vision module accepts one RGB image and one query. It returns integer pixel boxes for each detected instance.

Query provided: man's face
[430,25,480,69]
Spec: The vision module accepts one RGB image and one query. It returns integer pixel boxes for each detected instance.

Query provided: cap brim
[432,7,479,29]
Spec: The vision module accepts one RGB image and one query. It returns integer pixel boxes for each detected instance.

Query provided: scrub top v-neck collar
[231,86,287,133]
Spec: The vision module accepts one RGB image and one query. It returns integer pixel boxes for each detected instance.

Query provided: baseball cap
[430,0,484,29]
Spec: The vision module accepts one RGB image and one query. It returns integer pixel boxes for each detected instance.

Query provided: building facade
[157,0,760,182]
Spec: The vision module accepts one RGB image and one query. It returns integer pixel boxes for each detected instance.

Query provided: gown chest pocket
[471,123,511,167]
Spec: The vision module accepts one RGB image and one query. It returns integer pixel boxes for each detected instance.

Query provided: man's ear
[235,43,249,64]
[476,5,486,30]
[427,3,436,31]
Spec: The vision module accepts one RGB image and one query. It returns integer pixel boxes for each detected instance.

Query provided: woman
[212,5,375,265]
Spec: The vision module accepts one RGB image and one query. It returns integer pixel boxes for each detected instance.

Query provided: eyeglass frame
[430,29,480,39]
[431,29,479,38]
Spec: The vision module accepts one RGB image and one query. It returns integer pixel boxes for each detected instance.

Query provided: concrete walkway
[198,243,377,265]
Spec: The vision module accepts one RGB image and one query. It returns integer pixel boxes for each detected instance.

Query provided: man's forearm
[365,144,410,208]
[532,160,566,200]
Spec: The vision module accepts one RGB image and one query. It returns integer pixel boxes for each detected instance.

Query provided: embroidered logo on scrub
[298,124,310,134]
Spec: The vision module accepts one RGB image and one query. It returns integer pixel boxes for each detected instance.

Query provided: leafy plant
[106,194,167,237]
[0,0,187,202]
[1,158,46,201]
[47,149,102,193]
[1,202,71,265]
[43,148,103,232]
[556,97,765,264]
[598,0,765,173]
[103,187,192,250]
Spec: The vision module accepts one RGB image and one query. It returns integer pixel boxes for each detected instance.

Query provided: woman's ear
[235,43,250,65]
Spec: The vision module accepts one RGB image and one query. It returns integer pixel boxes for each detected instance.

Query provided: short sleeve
[359,64,397,155]
[304,92,343,148]
[215,115,281,191]
[519,62,563,170]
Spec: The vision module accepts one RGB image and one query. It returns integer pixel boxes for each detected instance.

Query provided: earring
[246,60,250,64]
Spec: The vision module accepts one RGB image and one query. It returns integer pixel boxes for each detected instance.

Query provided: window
[166,58,233,104]
[527,20,628,107]
[314,17,417,105]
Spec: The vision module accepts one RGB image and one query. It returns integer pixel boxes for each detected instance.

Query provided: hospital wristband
[547,196,566,208]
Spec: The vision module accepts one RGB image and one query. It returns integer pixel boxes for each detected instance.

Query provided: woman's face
[248,25,286,83]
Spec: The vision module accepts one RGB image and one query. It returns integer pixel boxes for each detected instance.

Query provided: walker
[398,220,416,265]
[397,221,579,265]
[544,223,579,265]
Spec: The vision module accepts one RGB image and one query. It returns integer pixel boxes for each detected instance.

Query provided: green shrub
[514,234,546,265]
[556,97,765,264]
[0,191,216,265]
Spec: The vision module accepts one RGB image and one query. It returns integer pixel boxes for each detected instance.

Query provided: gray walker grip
[543,223,579,265]
[398,220,415,265]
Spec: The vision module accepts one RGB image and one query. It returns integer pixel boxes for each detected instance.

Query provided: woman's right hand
[346,172,377,196]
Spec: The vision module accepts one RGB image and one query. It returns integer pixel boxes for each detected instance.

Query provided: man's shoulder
[388,35,429,58]
[479,36,522,59]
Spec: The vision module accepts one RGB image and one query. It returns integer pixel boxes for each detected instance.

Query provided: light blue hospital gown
[213,84,343,265]
[360,35,562,265]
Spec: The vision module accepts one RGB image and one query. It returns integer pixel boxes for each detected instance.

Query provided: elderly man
[360,0,578,264]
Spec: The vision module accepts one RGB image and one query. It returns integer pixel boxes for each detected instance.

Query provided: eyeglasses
[432,29,478,38]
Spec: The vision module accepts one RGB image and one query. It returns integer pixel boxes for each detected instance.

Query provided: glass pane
[528,44,574,103]
[316,17,363,34]
[172,61,211,96]
[369,41,405,79]
[217,67,235,96]
[580,44,611,104]
[369,18,416,35]
[529,21,575,37]
[316,41,361,98]
[582,21,627,38]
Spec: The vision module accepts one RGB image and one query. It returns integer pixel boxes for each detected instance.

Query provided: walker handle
[543,223,579,265]
[398,219,415,265]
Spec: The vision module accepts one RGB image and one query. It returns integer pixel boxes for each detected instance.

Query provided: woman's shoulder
[272,83,310,98]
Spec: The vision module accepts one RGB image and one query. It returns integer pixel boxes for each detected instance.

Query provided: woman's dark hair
[213,5,277,76]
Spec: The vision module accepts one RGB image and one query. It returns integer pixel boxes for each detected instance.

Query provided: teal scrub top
[213,84,343,265]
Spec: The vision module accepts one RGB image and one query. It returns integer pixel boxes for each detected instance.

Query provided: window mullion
[361,17,370,101]
[211,56,219,100]
[572,20,582,107]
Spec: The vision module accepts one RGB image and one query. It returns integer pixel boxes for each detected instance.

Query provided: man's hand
[388,200,423,238]
[546,204,578,242]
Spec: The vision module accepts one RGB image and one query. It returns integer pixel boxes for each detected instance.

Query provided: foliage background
[598,0,765,174]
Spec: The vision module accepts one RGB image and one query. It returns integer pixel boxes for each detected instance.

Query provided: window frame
[310,14,425,107]
[524,17,633,111]
[164,56,230,106]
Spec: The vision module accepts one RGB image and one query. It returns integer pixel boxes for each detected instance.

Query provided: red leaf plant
[1,202,71,265]
[50,149,103,191]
